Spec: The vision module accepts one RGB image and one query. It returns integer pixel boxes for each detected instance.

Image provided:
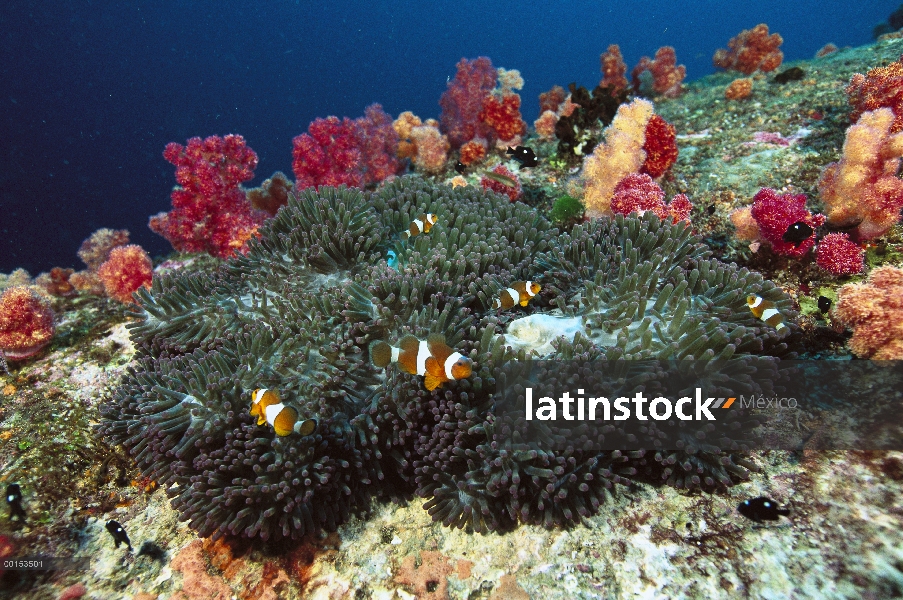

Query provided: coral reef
[713,24,784,74]
[150,135,264,258]
[99,177,794,544]
[459,139,488,165]
[480,164,522,201]
[835,265,903,358]
[0,285,55,360]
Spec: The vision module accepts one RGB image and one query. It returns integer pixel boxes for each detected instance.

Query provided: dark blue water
[0,0,896,274]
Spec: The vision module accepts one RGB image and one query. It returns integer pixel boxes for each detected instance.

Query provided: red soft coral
[749,188,824,257]
[641,115,678,178]
[0,286,55,360]
[480,164,522,202]
[292,116,364,189]
[539,85,567,114]
[355,103,402,184]
[600,44,629,94]
[439,57,497,148]
[847,54,903,133]
[610,173,693,222]
[479,93,527,142]
[632,47,686,98]
[150,135,264,258]
[816,232,864,275]
[713,24,783,74]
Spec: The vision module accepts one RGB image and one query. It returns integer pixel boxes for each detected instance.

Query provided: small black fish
[738,497,790,522]
[137,540,167,561]
[782,221,814,247]
[455,161,466,174]
[707,204,716,215]
[6,483,26,520]
[818,296,832,313]
[105,519,132,551]
[506,145,538,168]
[772,66,805,84]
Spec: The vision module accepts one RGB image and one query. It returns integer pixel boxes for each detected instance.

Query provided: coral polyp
[100,177,795,540]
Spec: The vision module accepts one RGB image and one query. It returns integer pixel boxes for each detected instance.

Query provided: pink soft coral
[610,173,692,222]
[749,188,824,257]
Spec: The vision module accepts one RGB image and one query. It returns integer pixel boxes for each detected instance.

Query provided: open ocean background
[0,0,897,274]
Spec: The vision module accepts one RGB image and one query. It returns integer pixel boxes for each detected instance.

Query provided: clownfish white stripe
[391,346,400,362]
[413,218,424,232]
[445,352,464,380]
[761,307,780,321]
[525,281,537,296]
[416,340,431,376]
[506,288,519,303]
[749,296,763,309]
[264,402,285,423]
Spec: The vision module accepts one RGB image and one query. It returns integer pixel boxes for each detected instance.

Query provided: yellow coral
[581,98,654,218]
[818,108,903,239]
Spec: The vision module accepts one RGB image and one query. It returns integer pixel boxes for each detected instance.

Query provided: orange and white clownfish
[491,281,541,310]
[401,213,437,239]
[369,333,472,391]
[746,295,787,333]
[249,388,317,437]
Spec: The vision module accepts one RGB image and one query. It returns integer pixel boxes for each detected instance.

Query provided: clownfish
[402,213,437,239]
[492,281,541,310]
[746,295,787,333]
[370,334,472,391]
[249,388,317,437]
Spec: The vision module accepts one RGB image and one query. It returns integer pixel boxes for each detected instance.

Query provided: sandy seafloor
[2,34,903,600]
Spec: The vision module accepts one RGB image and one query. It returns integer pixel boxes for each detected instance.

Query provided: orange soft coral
[479,94,527,142]
[713,24,783,74]
[847,54,903,133]
[835,265,903,359]
[632,46,686,98]
[0,286,55,360]
[817,107,903,239]
[599,44,628,93]
[393,111,423,159]
[459,139,487,165]
[725,78,753,100]
[409,124,450,174]
[96,244,154,303]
